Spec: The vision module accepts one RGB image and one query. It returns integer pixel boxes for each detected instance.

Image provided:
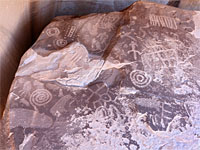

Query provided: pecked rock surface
[1,1,200,150]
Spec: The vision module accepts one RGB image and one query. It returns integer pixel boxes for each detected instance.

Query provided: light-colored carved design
[141,39,179,71]
[30,89,52,106]
[142,49,178,71]
[68,25,76,37]
[130,70,152,88]
[55,39,68,47]
[149,14,177,30]
[94,106,109,118]
[128,41,142,60]
[46,27,60,37]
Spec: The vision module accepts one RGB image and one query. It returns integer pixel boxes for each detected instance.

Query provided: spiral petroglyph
[130,70,152,88]
[30,89,52,106]
[46,27,60,37]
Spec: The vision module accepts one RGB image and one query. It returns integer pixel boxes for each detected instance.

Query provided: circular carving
[130,70,152,88]
[101,94,111,102]
[46,27,60,37]
[30,89,52,106]
[55,39,68,48]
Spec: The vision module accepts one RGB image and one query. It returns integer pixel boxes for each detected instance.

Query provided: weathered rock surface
[179,0,200,10]
[1,1,200,150]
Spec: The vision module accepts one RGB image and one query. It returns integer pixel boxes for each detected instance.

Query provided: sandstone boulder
[1,1,200,150]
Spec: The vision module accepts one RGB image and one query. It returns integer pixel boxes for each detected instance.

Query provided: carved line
[68,25,76,38]
[149,14,177,30]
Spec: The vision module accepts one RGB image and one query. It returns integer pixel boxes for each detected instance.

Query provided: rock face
[1,1,200,150]
[179,0,200,10]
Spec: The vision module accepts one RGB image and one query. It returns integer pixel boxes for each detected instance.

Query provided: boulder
[1,1,200,150]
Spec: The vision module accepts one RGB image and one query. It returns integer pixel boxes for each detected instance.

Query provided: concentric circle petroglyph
[46,27,60,37]
[30,89,52,106]
[55,39,68,48]
[130,70,152,88]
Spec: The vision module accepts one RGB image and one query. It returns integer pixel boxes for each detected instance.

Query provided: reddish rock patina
[1,1,200,150]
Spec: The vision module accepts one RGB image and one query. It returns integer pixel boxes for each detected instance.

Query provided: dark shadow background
[0,0,56,118]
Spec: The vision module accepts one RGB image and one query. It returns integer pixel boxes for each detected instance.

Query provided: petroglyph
[149,14,177,30]
[54,39,68,48]
[30,89,52,106]
[67,25,76,38]
[130,70,152,88]
[46,27,60,37]
[127,41,142,60]
[141,39,180,71]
